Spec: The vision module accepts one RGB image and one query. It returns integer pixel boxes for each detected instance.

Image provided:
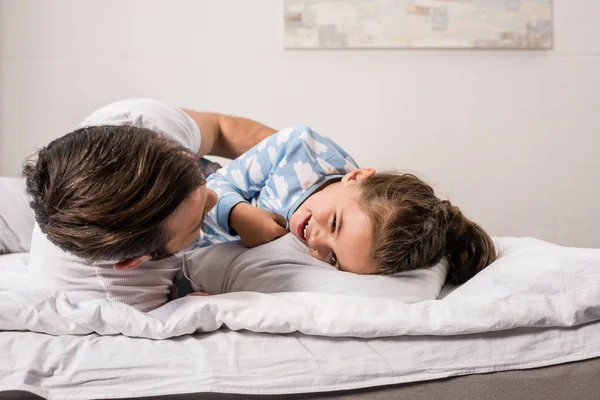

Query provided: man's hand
[230,203,287,248]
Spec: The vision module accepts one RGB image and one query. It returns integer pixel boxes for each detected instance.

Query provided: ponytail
[441,202,497,284]
[360,172,496,284]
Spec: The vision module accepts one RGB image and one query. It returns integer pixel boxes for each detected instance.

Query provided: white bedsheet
[2,322,598,399]
[1,236,600,399]
[1,237,598,339]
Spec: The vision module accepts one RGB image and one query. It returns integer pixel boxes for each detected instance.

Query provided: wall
[1,0,599,246]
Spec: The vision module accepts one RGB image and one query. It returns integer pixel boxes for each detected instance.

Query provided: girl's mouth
[297,213,311,243]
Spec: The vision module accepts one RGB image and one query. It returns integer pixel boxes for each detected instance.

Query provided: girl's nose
[311,207,329,227]
[307,224,322,249]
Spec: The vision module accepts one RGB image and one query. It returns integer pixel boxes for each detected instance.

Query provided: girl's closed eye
[331,251,338,268]
[331,214,338,267]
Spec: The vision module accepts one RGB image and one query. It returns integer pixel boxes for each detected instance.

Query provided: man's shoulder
[29,224,94,273]
[27,225,177,312]
[76,99,200,152]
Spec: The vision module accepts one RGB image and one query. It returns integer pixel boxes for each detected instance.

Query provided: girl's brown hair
[359,172,496,284]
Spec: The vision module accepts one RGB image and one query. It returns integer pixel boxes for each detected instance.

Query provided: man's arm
[180,109,277,159]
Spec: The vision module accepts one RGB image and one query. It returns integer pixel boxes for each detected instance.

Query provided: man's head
[23,125,216,269]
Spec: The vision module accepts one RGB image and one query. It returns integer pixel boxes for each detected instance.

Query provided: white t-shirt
[28,99,202,312]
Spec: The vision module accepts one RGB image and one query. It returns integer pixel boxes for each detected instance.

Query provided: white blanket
[1,236,600,399]
[0,237,599,339]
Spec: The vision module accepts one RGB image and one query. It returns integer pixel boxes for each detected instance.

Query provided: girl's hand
[230,203,287,248]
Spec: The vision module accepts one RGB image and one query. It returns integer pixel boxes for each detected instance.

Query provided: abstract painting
[284,0,553,49]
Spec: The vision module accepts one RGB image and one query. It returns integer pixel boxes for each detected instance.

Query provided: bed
[1,331,599,400]
[1,178,600,399]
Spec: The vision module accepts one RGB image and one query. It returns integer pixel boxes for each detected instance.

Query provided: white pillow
[183,233,448,303]
[0,178,35,254]
[0,252,29,289]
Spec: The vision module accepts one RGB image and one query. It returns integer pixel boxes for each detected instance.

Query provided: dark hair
[22,125,205,262]
[359,172,496,284]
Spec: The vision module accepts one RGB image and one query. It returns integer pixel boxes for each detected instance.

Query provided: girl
[198,125,496,284]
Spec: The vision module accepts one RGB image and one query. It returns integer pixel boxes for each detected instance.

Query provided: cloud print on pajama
[197,125,360,247]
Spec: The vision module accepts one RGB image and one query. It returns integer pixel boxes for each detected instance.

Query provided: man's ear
[341,168,376,184]
[114,256,151,271]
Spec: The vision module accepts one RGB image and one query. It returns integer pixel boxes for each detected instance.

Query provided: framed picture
[284,0,553,49]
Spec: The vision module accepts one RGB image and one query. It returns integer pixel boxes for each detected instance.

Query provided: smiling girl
[197,125,496,284]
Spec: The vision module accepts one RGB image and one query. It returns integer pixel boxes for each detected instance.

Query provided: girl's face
[289,168,378,274]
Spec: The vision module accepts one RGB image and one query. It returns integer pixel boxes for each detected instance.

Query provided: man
[23,99,276,311]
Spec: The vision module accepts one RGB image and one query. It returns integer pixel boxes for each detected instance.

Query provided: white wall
[1,0,599,247]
